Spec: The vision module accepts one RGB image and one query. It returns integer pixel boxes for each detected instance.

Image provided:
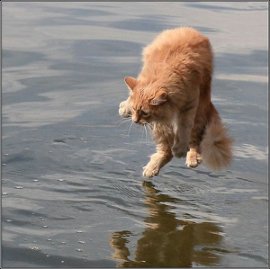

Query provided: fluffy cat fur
[119,27,232,177]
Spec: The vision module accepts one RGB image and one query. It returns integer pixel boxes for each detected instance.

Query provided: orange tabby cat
[119,27,232,178]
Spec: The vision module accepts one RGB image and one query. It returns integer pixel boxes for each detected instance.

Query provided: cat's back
[148,27,206,46]
[143,27,210,62]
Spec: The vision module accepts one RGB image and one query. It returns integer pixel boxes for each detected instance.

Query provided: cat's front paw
[185,149,202,168]
[143,163,159,178]
[119,100,131,118]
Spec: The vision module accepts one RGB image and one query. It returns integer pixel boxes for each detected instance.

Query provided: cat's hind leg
[185,147,202,168]
[143,143,173,178]
[185,105,207,168]
[172,102,198,158]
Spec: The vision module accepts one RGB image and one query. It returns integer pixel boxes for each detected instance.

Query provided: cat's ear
[124,76,137,91]
[150,91,168,106]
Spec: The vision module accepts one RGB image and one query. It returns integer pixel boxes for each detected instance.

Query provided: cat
[119,27,232,178]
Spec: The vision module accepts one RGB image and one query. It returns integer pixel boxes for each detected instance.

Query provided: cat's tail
[200,107,233,171]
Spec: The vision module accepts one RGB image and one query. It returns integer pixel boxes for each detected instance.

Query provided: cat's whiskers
[118,118,131,127]
[127,121,134,136]
[147,122,153,129]
[143,123,149,144]
[140,124,145,142]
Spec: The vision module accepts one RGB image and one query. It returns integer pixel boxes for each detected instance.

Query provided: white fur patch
[172,113,178,134]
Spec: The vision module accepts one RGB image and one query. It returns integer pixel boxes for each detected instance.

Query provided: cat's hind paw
[143,164,159,178]
[185,149,202,168]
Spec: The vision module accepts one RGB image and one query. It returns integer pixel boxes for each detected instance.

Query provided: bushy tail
[201,112,233,171]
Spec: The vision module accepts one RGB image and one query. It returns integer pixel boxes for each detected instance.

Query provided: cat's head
[124,76,169,124]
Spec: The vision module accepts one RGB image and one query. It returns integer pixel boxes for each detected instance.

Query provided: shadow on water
[110,17,176,33]
[3,49,46,68]
[185,2,267,12]
[110,181,224,268]
[215,49,268,76]
[111,18,217,34]
[2,245,115,268]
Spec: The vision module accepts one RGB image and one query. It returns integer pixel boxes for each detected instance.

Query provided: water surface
[2,2,268,268]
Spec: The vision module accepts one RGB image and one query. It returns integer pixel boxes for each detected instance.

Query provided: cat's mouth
[133,120,148,126]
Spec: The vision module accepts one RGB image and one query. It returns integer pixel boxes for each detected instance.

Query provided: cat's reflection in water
[110,181,223,267]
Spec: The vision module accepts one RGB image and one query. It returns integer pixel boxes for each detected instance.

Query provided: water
[2,2,268,268]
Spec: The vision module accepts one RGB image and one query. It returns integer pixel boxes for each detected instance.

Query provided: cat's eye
[141,110,149,117]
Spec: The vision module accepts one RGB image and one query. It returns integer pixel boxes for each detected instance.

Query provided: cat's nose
[132,116,140,123]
